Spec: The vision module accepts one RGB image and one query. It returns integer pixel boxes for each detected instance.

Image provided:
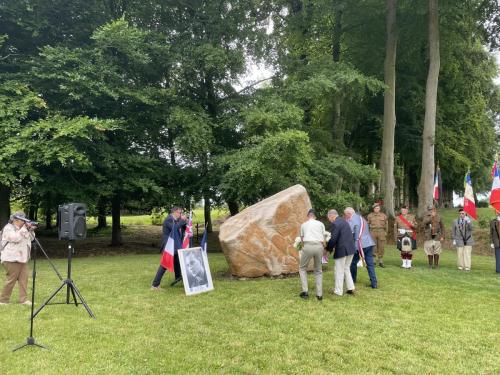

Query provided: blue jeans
[495,247,500,273]
[350,246,378,288]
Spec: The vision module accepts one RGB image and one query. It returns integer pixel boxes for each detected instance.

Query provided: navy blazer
[160,215,185,251]
[327,217,357,259]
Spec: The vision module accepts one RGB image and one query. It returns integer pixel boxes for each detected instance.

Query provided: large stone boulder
[219,184,312,277]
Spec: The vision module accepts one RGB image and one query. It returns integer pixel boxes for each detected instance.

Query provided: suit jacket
[327,217,356,259]
[490,219,500,248]
[161,215,185,251]
[452,218,474,246]
[347,213,375,249]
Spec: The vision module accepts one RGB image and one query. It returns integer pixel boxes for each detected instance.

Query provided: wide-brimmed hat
[10,211,27,222]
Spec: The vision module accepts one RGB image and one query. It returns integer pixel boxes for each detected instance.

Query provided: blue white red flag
[182,212,193,249]
[200,227,208,252]
[160,223,180,272]
[463,172,477,220]
[433,166,440,201]
[490,163,500,212]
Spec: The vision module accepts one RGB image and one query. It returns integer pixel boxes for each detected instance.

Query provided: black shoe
[170,277,182,286]
[379,262,385,268]
[316,295,323,301]
[346,289,355,295]
[299,292,309,299]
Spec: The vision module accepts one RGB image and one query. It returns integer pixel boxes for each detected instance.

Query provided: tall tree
[417,0,440,217]
[380,0,398,217]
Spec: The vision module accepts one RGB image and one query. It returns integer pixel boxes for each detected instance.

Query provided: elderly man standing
[367,202,388,268]
[326,209,356,296]
[298,209,325,300]
[452,208,474,271]
[345,207,378,289]
[422,205,445,269]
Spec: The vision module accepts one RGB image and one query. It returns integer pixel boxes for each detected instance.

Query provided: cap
[372,202,381,209]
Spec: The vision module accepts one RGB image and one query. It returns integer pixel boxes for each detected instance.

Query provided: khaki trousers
[299,242,323,297]
[334,254,355,296]
[371,230,386,260]
[0,262,29,303]
[457,246,472,270]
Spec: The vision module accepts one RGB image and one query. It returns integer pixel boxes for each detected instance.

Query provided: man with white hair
[298,209,325,300]
[326,209,356,296]
[344,207,378,289]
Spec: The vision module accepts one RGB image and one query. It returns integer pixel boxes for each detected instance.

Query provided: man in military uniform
[394,205,417,268]
[422,205,445,268]
[367,202,388,267]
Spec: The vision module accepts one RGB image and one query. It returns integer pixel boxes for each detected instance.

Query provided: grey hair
[344,207,355,215]
[328,209,338,216]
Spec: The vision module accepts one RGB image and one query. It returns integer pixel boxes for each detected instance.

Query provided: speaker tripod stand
[32,240,95,319]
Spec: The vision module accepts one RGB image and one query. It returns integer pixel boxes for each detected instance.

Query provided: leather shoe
[346,289,355,295]
[378,262,385,268]
[299,292,309,299]
[316,295,323,301]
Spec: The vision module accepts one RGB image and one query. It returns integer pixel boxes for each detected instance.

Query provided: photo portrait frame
[178,247,214,296]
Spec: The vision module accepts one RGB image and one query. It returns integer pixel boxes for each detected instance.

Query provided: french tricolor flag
[490,164,500,212]
[463,172,477,220]
[182,212,193,249]
[433,166,440,201]
[160,224,178,272]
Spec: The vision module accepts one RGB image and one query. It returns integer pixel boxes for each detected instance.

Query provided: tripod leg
[32,282,66,319]
[69,282,96,319]
[68,283,79,307]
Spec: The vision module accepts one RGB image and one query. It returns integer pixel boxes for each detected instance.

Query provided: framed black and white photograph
[178,247,214,296]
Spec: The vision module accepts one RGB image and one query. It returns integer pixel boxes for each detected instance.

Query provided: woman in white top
[0,212,35,305]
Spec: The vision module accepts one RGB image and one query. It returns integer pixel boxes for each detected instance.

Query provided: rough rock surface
[219,184,312,277]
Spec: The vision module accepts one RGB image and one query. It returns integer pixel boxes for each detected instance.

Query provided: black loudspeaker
[58,203,87,240]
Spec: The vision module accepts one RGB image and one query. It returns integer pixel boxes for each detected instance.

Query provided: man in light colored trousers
[299,209,325,301]
[452,209,474,271]
[326,210,356,296]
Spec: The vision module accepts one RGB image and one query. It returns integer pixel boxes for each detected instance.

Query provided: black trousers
[152,252,182,286]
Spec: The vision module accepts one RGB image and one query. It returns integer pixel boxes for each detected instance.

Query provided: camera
[13,215,39,227]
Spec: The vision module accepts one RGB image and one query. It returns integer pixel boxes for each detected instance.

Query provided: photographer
[0,212,36,305]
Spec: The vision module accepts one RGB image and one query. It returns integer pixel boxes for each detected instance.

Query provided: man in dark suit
[489,212,500,274]
[151,206,186,290]
[326,209,356,296]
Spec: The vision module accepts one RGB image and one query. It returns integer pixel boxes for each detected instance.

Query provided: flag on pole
[182,211,193,249]
[160,224,181,272]
[433,166,440,201]
[463,171,477,220]
[490,163,500,212]
[491,155,497,179]
[200,226,208,252]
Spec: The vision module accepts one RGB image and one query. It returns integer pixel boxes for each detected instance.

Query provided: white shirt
[300,219,326,242]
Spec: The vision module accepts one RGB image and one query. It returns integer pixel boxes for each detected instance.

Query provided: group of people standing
[298,203,499,301]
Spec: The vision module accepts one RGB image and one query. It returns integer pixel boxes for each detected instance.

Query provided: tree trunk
[97,196,108,229]
[417,0,440,218]
[204,195,213,233]
[380,0,398,219]
[45,206,52,229]
[227,200,239,216]
[332,5,345,150]
[0,184,10,228]
[111,194,122,246]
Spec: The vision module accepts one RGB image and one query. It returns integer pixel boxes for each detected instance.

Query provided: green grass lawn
[1,248,499,375]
